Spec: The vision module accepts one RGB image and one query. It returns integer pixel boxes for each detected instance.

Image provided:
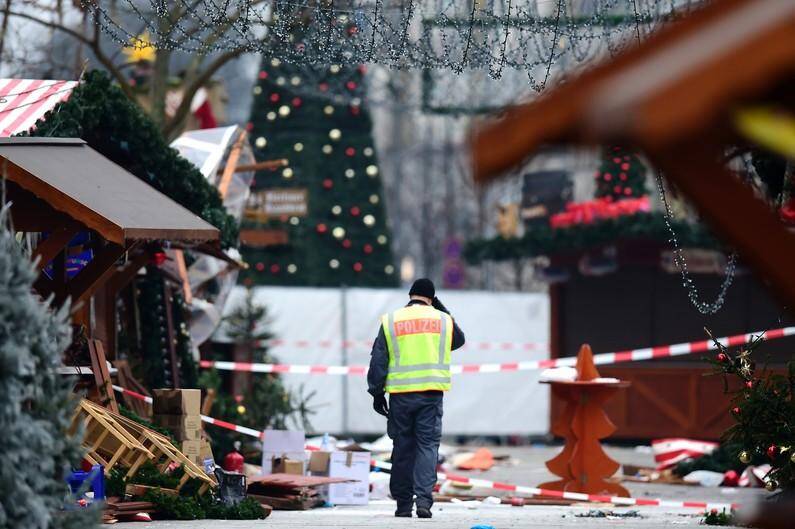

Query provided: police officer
[368,278,465,518]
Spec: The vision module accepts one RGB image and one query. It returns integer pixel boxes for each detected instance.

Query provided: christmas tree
[708,330,795,492]
[0,209,97,529]
[200,289,312,458]
[241,58,397,287]
[594,146,648,201]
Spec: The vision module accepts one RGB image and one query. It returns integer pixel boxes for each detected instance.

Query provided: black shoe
[417,507,432,519]
[395,510,412,518]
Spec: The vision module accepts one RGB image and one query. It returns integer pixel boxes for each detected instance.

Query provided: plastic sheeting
[216,286,550,436]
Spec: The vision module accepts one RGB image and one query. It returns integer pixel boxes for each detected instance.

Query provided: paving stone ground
[128,445,766,528]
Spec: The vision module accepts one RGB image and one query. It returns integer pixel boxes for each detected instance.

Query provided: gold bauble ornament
[739,451,751,464]
[765,480,778,491]
[236,405,246,415]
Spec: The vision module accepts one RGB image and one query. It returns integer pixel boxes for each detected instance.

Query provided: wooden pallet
[73,399,215,494]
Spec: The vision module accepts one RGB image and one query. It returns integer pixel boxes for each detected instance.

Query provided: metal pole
[340,284,349,434]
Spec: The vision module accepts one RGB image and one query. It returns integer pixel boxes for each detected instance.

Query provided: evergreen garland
[0,209,98,529]
[464,212,721,264]
[21,70,237,248]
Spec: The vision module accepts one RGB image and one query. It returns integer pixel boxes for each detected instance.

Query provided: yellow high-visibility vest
[381,304,453,393]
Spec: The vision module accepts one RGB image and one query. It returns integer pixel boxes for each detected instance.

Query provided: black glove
[432,296,450,314]
[373,394,389,417]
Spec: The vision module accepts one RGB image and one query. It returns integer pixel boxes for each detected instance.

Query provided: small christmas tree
[200,289,312,457]
[594,146,648,201]
[241,57,396,287]
[0,209,97,529]
[708,329,795,492]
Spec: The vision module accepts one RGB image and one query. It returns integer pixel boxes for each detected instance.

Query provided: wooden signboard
[245,188,308,222]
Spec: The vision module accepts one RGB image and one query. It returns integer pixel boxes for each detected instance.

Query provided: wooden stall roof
[471,0,795,181]
[0,137,219,245]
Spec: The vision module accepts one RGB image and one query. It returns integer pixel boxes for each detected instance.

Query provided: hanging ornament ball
[766,480,778,492]
[329,129,342,140]
[385,264,395,274]
[353,262,363,272]
[366,164,379,176]
[623,187,633,196]
[593,171,601,179]
[619,172,627,181]
[237,405,246,415]
[278,105,290,117]
[342,239,352,249]
[767,445,778,459]
[363,214,376,227]
[322,144,333,155]
[317,223,328,234]
[621,163,631,171]
[330,64,341,74]
[369,194,379,204]
[739,451,751,464]
[332,226,346,239]
[255,136,267,148]
[322,179,333,190]
[345,169,355,179]
[329,259,340,269]
[350,206,361,216]
[731,406,740,415]
[363,147,374,157]
[604,173,612,181]
[294,142,304,152]
[287,264,297,274]
[258,71,268,80]
[290,76,301,86]
[253,86,262,95]
[292,97,302,107]
[269,93,280,103]
[364,244,373,254]
[282,167,294,178]
[270,264,280,274]
[345,147,356,157]
[723,470,739,487]
[271,58,281,67]
[331,205,342,215]
[350,105,361,116]
[324,105,335,115]
[319,82,329,92]
[276,76,286,86]
[346,81,357,90]
[613,185,622,194]
[245,122,254,131]
[255,262,265,272]
[377,234,388,245]
[612,157,622,164]
[717,353,728,362]
[745,380,754,389]
[267,111,276,121]
[289,216,300,226]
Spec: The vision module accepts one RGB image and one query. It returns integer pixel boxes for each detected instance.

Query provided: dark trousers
[387,391,443,511]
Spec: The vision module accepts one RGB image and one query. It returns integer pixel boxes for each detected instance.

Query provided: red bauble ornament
[731,406,740,415]
[316,223,328,234]
[593,171,601,179]
[623,187,633,196]
[345,147,356,157]
[342,239,352,249]
[363,244,373,254]
[258,71,268,80]
[270,264,280,274]
[350,206,361,216]
[612,157,621,163]
[152,251,167,266]
[350,105,360,115]
[767,445,778,459]
[223,449,245,473]
[346,81,357,90]
[613,185,622,194]
[245,122,253,131]
[292,97,302,107]
[353,262,363,272]
[322,179,333,189]
[319,82,329,92]
[717,353,728,362]
[722,470,739,487]
[269,93,280,103]
[621,163,630,171]
[745,380,754,389]
[255,262,265,272]
[619,172,627,181]
[604,173,612,181]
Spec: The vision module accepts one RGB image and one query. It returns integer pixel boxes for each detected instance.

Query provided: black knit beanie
[409,278,435,299]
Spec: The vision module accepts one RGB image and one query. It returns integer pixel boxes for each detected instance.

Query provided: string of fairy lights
[82,0,699,93]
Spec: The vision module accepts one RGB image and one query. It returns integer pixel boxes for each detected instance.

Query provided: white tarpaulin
[216,286,550,436]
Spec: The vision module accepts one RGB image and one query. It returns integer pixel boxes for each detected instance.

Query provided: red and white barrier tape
[201,325,795,375]
[113,385,738,511]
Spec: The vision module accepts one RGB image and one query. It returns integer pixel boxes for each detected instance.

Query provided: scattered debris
[574,509,643,519]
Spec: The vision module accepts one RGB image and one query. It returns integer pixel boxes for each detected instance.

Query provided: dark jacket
[367,299,465,396]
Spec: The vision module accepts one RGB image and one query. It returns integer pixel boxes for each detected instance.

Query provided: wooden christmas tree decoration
[540,344,630,497]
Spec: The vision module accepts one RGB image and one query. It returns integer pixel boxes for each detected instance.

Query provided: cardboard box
[261,430,306,475]
[181,439,214,469]
[272,457,304,475]
[152,389,201,415]
[181,440,202,462]
[154,414,202,441]
[308,451,370,505]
